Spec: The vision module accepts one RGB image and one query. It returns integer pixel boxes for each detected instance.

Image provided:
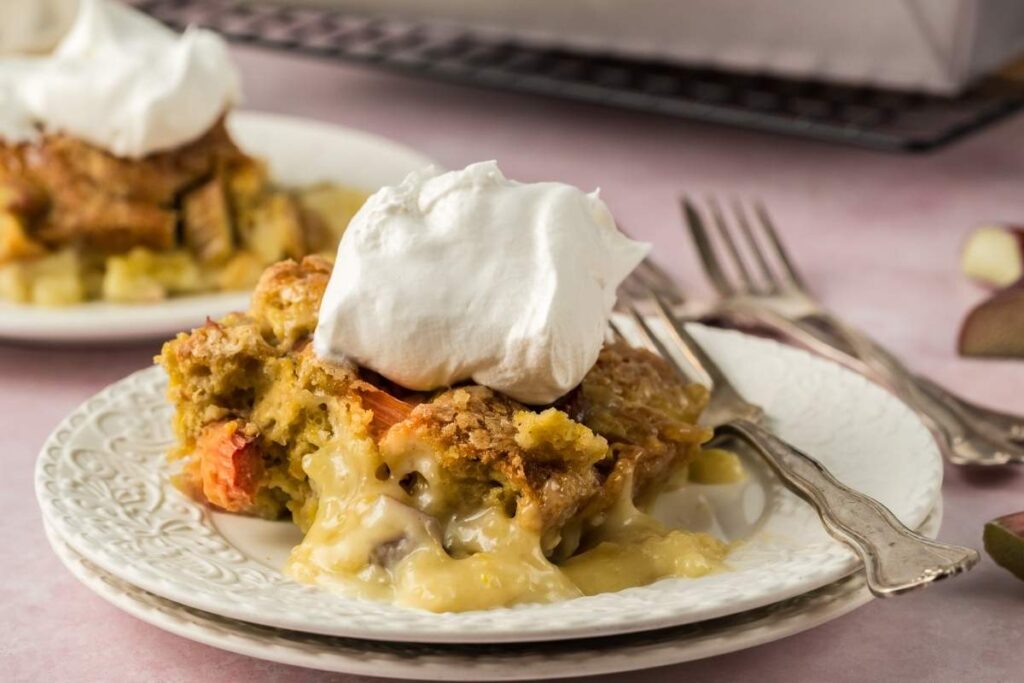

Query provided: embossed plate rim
[35,324,943,643]
[42,501,942,680]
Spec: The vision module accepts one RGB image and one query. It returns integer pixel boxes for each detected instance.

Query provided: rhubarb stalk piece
[958,225,1024,358]
[961,225,1024,288]
[958,283,1024,358]
[984,513,1024,581]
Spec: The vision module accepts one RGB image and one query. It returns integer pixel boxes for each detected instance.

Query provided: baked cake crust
[158,257,712,546]
[0,122,368,305]
[1,120,244,252]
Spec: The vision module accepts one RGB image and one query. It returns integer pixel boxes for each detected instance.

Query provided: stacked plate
[35,320,944,679]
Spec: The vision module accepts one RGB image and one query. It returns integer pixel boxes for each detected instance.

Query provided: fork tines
[619,258,685,306]
[682,196,808,297]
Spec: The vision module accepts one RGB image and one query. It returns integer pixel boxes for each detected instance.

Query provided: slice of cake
[158,257,723,611]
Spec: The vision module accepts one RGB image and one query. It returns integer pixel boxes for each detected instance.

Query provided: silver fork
[683,196,1024,466]
[612,285,979,597]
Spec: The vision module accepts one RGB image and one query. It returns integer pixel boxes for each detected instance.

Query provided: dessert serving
[159,162,735,612]
[0,0,366,306]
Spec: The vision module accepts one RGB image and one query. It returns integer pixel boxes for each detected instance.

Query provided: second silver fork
[682,196,1024,466]
[613,284,979,597]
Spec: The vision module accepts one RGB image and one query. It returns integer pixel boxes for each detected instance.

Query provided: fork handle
[908,378,1024,466]
[721,419,979,597]
[791,312,1024,466]
[770,313,1024,466]
[706,304,1024,465]
[915,376,1024,444]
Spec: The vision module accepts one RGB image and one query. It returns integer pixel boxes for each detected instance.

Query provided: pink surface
[4,45,1024,682]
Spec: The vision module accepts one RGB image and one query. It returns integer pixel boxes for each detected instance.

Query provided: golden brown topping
[513,409,608,466]
[0,117,369,305]
[249,255,332,348]
[182,174,235,263]
[0,119,243,252]
[0,176,48,218]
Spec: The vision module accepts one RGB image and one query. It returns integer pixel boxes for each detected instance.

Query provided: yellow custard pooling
[286,404,728,612]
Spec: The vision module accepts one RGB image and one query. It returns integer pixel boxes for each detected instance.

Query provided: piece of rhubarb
[962,225,1024,288]
[984,512,1024,581]
[196,420,262,512]
[958,281,1024,358]
[358,387,415,436]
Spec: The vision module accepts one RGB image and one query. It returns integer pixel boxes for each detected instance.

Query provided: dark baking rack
[132,0,1024,152]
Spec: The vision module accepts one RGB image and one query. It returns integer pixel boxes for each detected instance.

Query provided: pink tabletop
[5,45,1024,682]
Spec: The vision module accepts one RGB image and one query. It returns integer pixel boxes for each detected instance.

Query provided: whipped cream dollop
[314,161,649,404]
[0,0,240,157]
[0,0,77,55]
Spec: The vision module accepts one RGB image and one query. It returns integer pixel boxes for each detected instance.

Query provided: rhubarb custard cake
[158,162,731,612]
[0,0,367,306]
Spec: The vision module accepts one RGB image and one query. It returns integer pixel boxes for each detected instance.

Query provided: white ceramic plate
[42,501,943,680]
[0,111,435,344]
[35,324,943,643]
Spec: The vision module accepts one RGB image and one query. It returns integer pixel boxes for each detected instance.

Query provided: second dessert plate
[35,324,943,644]
[44,500,942,680]
[0,111,435,344]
